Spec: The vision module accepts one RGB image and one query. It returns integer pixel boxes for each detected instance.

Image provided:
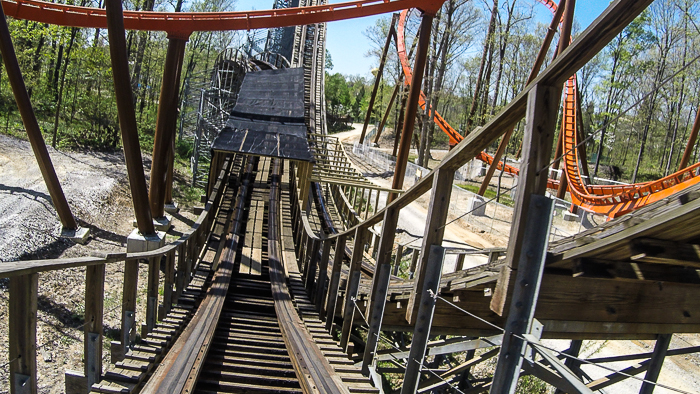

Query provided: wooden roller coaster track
[4,0,700,393]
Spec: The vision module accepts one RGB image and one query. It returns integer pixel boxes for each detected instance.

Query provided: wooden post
[143,257,159,336]
[456,253,466,271]
[490,196,555,393]
[400,245,446,394]
[340,227,368,351]
[115,260,139,361]
[364,189,372,219]
[406,168,455,324]
[374,191,381,218]
[305,238,321,292]
[409,248,419,279]
[301,231,311,274]
[492,83,562,310]
[315,240,333,312]
[362,206,399,375]
[105,0,155,235]
[326,234,347,330]
[360,13,398,144]
[84,264,105,389]
[394,243,404,275]
[9,274,38,394]
[391,12,434,202]
[639,334,673,394]
[160,250,175,320]
[489,81,561,393]
[149,36,188,218]
[0,5,78,231]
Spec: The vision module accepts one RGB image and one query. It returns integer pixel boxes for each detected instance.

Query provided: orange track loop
[0,0,445,34]
[398,5,700,218]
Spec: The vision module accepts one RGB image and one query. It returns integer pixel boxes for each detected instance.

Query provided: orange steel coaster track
[0,0,444,34]
[397,4,700,218]
[6,0,700,217]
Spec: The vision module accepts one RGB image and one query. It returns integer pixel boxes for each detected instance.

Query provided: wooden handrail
[0,155,233,278]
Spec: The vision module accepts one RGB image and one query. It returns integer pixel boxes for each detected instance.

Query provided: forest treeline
[326,0,700,184]
[1,0,699,186]
[1,0,242,152]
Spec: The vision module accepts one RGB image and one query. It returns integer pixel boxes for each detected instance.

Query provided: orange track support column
[150,35,188,219]
[105,0,155,235]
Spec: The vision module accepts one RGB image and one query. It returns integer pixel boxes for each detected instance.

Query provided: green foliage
[457,183,514,207]
[325,48,333,71]
[515,375,550,394]
[325,72,353,117]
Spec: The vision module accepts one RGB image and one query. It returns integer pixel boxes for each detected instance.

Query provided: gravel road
[0,134,128,263]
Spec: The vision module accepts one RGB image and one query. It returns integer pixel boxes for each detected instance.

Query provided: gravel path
[0,134,128,262]
[0,134,198,393]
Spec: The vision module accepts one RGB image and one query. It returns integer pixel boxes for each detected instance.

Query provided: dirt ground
[0,134,198,393]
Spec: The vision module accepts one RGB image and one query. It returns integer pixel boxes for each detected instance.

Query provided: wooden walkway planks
[240,157,271,276]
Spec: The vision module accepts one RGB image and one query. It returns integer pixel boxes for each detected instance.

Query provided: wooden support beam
[143,257,159,336]
[409,248,419,279]
[407,167,455,324]
[160,250,175,319]
[115,260,138,361]
[9,274,38,394]
[630,238,700,268]
[340,227,368,351]
[326,234,347,331]
[84,264,105,389]
[587,361,650,391]
[489,195,554,394]
[315,240,332,312]
[400,245,446,394]
[0,4,78,231]
[394,243,404,275]
[639,334,672,394]
[305,238,321,292]
[362,206,399,375]
[492,82,561,316]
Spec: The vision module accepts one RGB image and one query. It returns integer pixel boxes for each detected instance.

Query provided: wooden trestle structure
[3,0,700,393]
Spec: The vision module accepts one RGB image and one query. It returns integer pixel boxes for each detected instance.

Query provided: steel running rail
[397,4,700,218]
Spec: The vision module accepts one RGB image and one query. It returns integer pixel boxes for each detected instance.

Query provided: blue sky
[236,0,614,77]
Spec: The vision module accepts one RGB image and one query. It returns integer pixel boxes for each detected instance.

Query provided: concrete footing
[60,226,90,244]
[126,229,166,253]
[563,211,580,222]
[468,195,487,217]
[132,215,172,232]
[164,202,179,214]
